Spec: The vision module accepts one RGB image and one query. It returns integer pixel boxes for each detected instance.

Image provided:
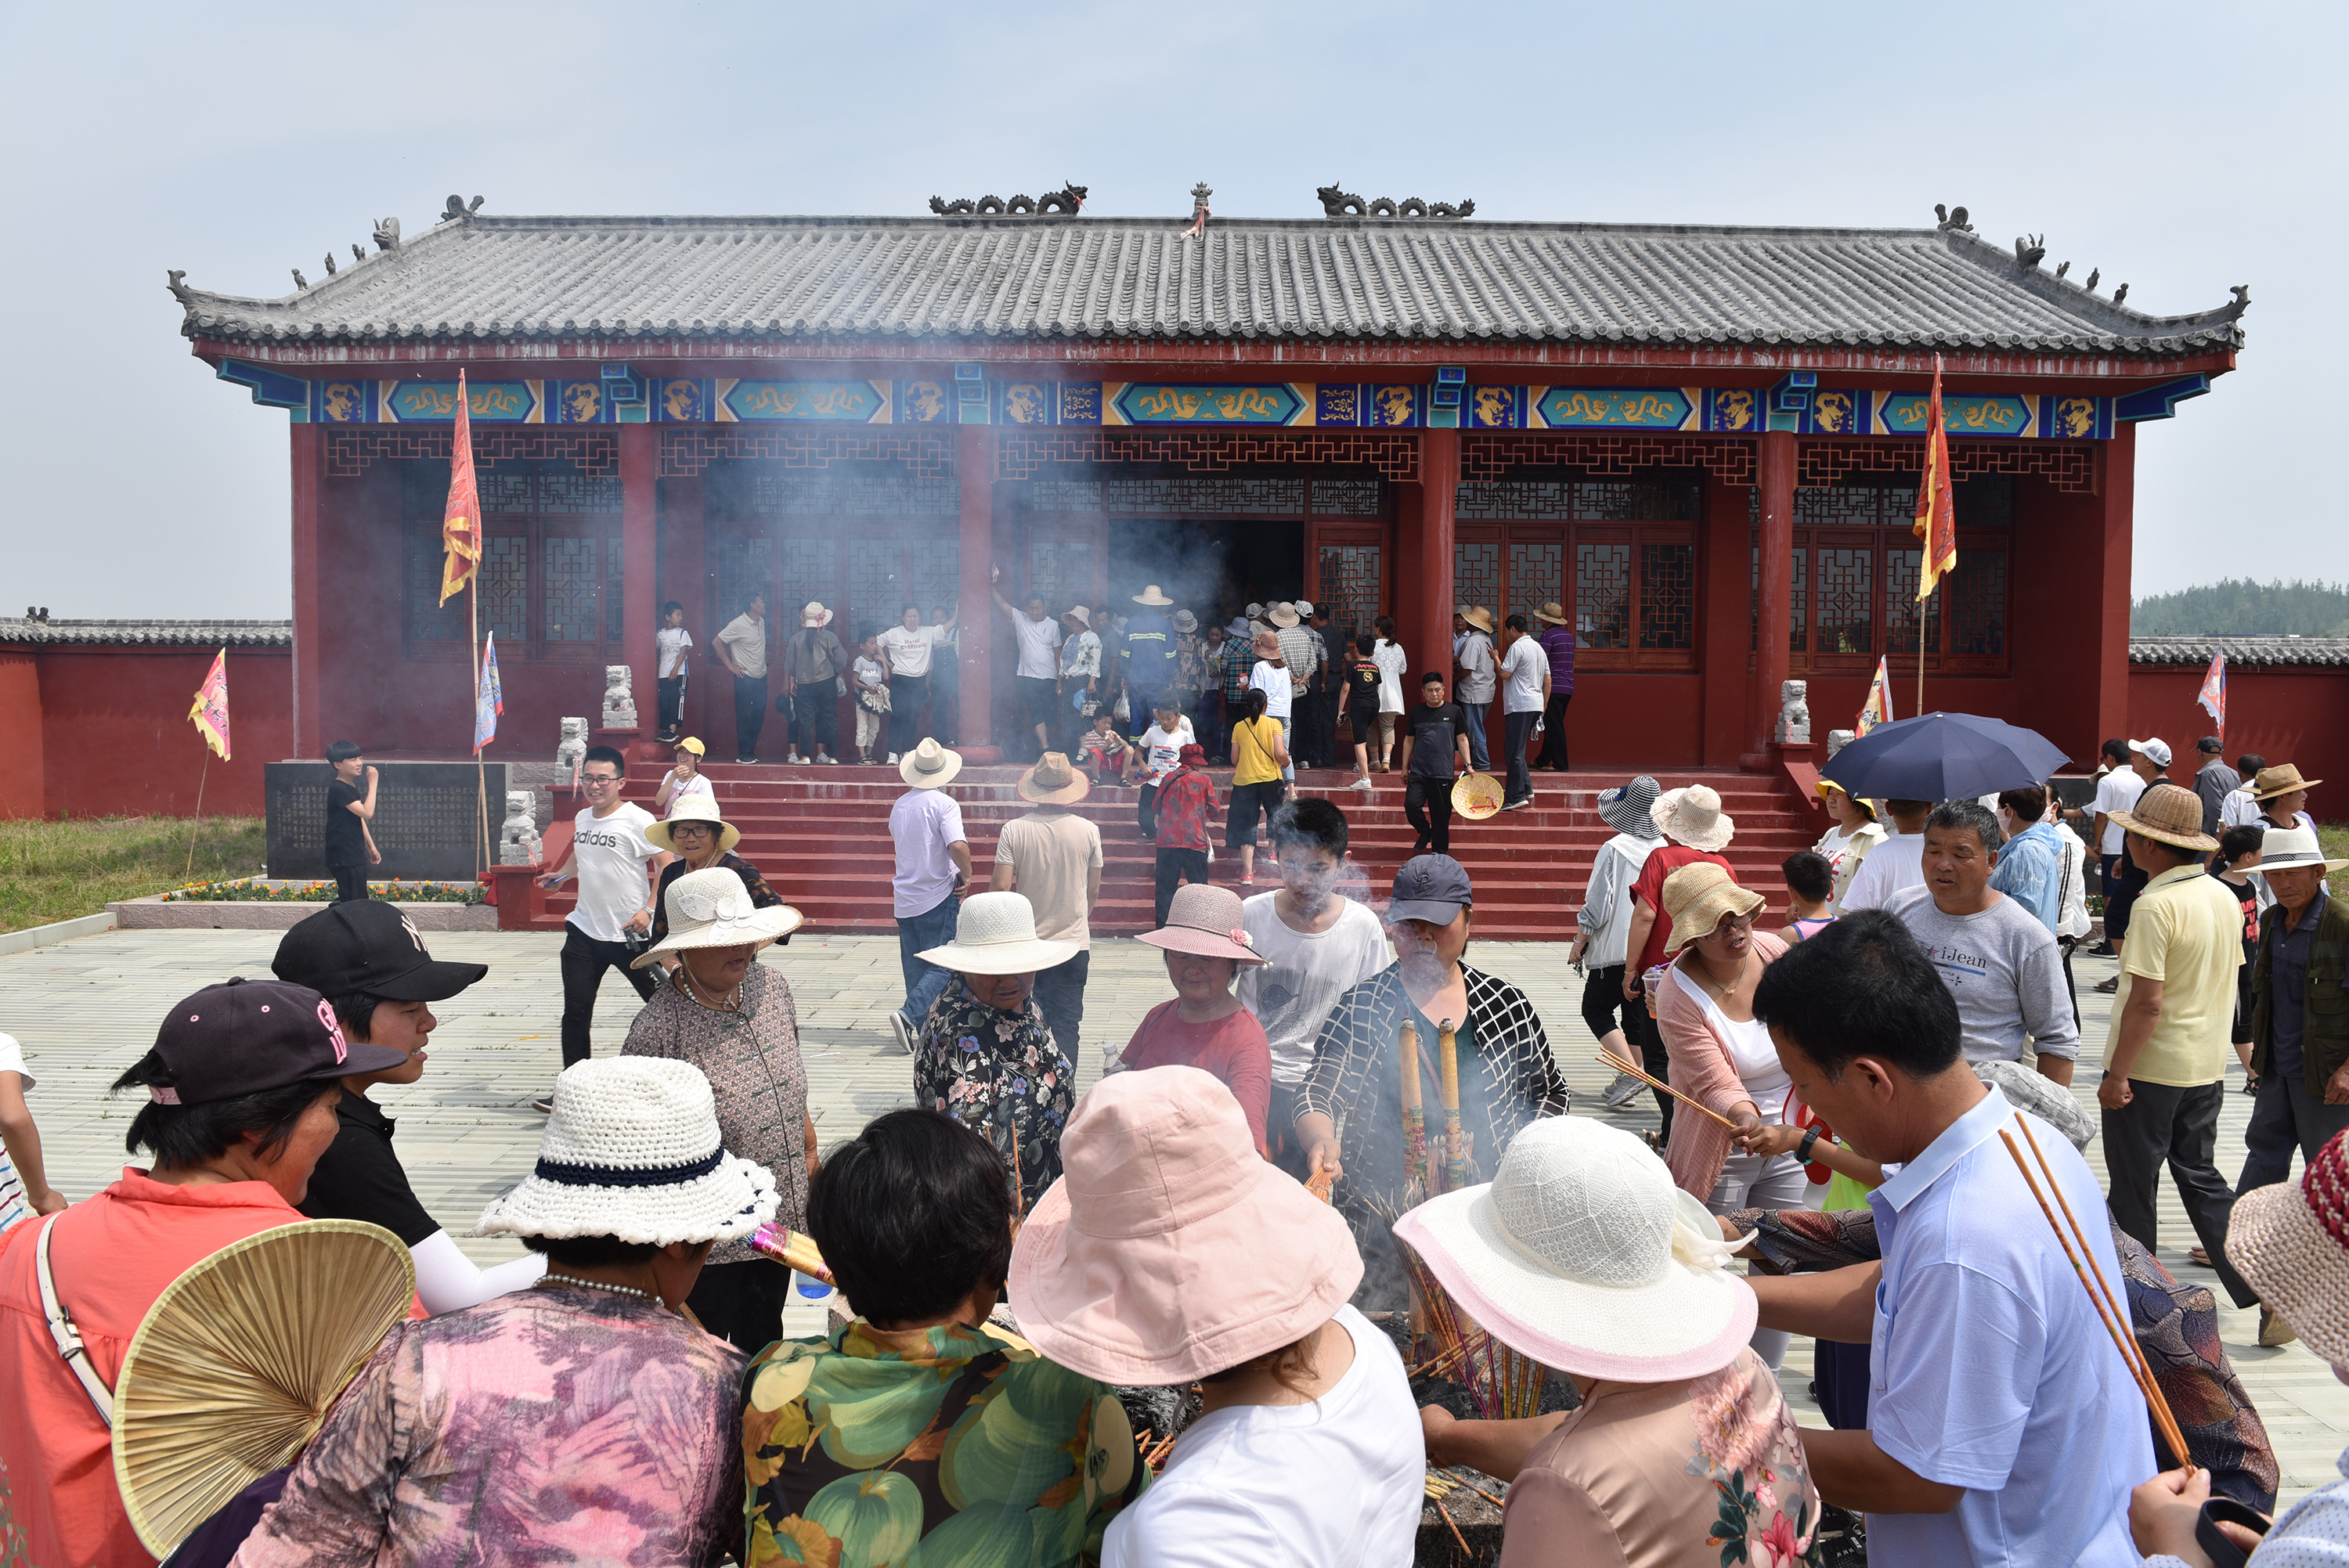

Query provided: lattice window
[850,538,907,640]
[542,472,624,511]
[1947,550,2008,658]
[1454,540,1499,622]
[1459,481,1574,520]
[1955,475,2014,528]
[404,529,468,643]
[1814,547,1873,657]
[749,471,956,517]
[709,535,773,630]
[604,538,626,643]
[480,472,537,515]
[1311,479,1383,517]
[1882,550,1942,658]
[1025,480,1103,513]
[1575,543,1631,651]
[1456,478,1700,521]
[1103,477,1306,514]
[1030,539,1095,615]
[479,536,529,646]
[778,539,838,630]
[541,537,603,644]
[1510,542,1564,628]
[1793,486,1882,526]
[1748,546,1810,654]
[478,470,622,514]
[1640,543,1695,652]
[906,538,962,618]
[1315,545,1383,644]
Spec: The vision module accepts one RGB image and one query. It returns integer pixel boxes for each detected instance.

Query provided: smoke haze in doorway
[1108,518,1307,629]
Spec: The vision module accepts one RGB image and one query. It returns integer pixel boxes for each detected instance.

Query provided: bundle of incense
[749,1224,833,1285]
[1593,1050,1738,1131]
[1399,1021,1428,1208]
[1999,1122,2194,1473]
[1304,1165,1336,1204]
[1438,1017,1467,1193]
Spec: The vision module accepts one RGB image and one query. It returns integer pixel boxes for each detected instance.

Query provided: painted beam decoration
[216,359,2127,438]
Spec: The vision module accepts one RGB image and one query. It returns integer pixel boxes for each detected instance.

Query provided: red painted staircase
[499,763,1820,942]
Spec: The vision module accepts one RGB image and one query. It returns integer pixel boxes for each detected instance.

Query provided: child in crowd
[323,740,380,903]
[1132,699,1196,838]
[2211,822,2265,1087]
[654,600,691,743]
[1247,633,1294,784]
[654,737,714,814]
[1119,885,1274,1152]
[1151,744,1218,927]
[1780,849,1836,942]
[1079,709,1132,785]
[852,633,889,764]
[0,1031,63,1231]
[1343,636,1382,792]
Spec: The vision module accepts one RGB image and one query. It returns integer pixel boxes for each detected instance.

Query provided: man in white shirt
[654,600,691,744]
[887,741,972,1053]
[991,579,1065,762]
[1573,777,1664,1106]
[1496,614,1550,811]
[993,753,1105,1066]
[878,604,954,766]
[2088,737,2166,978]
[2217,752,2267,830]
[1839,798,1933,912]
[533,744,670,1112]
[711,594,770,764]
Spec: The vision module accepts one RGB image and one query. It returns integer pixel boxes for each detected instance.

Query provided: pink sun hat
[1008,1067,1360,1384]
[1135,883,1264,966]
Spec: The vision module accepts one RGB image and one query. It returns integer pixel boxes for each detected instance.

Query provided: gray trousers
[2237,1070,2349,1193]
[2102,1079,2256,1309]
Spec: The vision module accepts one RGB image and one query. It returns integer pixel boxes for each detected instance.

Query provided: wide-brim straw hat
[2226,1129,2349,1366]
[631,867,803,968]
[1267,603,1302,628]
[644,795,740,854]
[1392,1118,1755,1382]
[1597,776,1662,838]
[1533,600,1570,625]
[1019,751,1092,805]
[1662,862,1763,954]
[1460,606,1496,635]
[1651,784,1735,852]
[800,601,833,628]
[2243,824,2349,877]
[900,737,963,789]
[1137,883,1264,966]
[2109,781,2218,852]
[477,1056,780,1246]
[2255,762,2322,800]
[1009,1067,1362,1383]
[918,890,1078,976]
[1452,772,1506,820]
[1132,584,1175,607]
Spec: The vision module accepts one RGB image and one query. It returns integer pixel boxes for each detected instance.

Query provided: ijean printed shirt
[913,982,1075,1213]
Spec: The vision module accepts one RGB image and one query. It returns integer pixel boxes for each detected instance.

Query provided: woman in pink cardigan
[1653,863,1811,1368]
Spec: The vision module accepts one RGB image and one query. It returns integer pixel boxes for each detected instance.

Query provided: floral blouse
[915,982,1074,1212]
[742,1319,1148,1568]
[232,1285,745,1568]
[622,963,807,1267]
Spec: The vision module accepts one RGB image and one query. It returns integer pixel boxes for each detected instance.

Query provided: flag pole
[182,752,211,883]
[472,575,488,878]
[1918,586,1929,717]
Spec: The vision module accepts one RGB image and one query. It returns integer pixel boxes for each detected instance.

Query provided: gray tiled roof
[174,213,2246,357]
[0,618,291,648]
[2131,636,2349,667]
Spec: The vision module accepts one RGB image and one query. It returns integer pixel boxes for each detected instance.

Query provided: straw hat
[630,867,803,968]
[1172,609,1199,633]
[1131,584,1175,607]
[2109,781,2218,852]
[2254,762,2322,800]
[899,737,963,789]
[800,601,833,628]
[1138,883,1264,966]
[1453,604,1470,620]
[918,891,1079,976]
[1267,602,1301,629]
[644,795,739,854]
[1452,772,1506,820]
[1651,784,1735,852]
[2243,824,2349,877]
[672,735,705,756]
[1662,863,1763,954]
[476,1056,780,1245]
[1597,776,1662,838]
[1460,606,1496,635]
[1391,1118,1755,1382]
[111,1220,417,1559]
[2227,1129,2349,1366]
[1008,1066,1362,1383]
[1533,600,1569,626]
[1018,751,1092,805]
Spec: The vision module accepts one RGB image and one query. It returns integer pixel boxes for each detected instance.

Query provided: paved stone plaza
[6,926,2345,1504]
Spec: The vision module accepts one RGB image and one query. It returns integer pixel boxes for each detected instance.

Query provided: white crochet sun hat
[476,1057,779,1246]
[917,891,1078,977]
[1391,1117,1756,1382]
[630,867,802,968]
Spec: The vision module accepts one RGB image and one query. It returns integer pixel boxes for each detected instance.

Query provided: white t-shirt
[1840,831,1926,913]
[2218,786,2261,830]
[878,624,936,678]
[0,1033,34,1232]
[1101,1305,1422,1568]
[1239,896,1394,1086]
[1138,719,1197,786]
[1672,973,1791,1122]
[1499,636,1546,714]
[1250,661,1294,719]
[1011,611,1061,679]
[1370,641,1408,713]
[853,655,887,693]
[655,625,693,680]
[2091,770,2149,856]
[568,803,661,943]
[663,770,715,811]
[713,613,767,680]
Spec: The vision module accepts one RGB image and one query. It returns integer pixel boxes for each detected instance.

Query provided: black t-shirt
[297,1090,438,1245]
[1345,660,1382,710]
[1407,701,1470,780]
[323,777,365,866]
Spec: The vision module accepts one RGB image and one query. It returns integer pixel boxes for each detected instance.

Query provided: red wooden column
[956,427,999,762]
[619,425,658,752]
[2094,424,2136,747]
[290,424,323,759]
[1745,431,1795,769]
[1413,430,1460,683]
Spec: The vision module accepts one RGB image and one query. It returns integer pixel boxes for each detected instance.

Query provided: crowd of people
[5,711,2349,1567]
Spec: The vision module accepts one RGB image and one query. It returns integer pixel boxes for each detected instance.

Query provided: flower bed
[164,879,483,905]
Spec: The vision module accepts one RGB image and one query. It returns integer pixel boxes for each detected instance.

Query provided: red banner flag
[2197,647,2228,734]
[438,369,481,605]
[1912,354,1958,601]
[186,648,230,759]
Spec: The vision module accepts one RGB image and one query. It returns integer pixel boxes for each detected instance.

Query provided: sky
[2,0,2338,619]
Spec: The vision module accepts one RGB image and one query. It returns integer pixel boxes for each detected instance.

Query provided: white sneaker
[889,1011,915,1054]
[817,753,839,766]
[1349,777,1374,792]
[787,751,805,765]
[886,752,900,766]
[1600,1071,1644,1108]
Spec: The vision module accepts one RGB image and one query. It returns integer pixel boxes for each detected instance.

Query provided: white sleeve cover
[408,1228,549,1314]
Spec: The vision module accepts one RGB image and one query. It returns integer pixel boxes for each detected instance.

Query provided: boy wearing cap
[323,740,381,903]
[2091,737,2169,958]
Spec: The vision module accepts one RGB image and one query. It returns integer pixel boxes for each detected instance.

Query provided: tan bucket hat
[899,737,963,789]
[1266,602,1301,629]
[1651,784,1735,852]
[1534,600,1570,625]
[2254,762,2321,800]
[645,795,741,854]
[2109,781,2218,852]
[1661,863,1764,953]
[2226,1129,2349,1366]
[1131,584,1175,607]
[1018,751,1092,805]
[1460,606,1496,635]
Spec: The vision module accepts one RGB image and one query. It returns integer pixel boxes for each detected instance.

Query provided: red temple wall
[0,646,291,819]
[2128,666,2349,800]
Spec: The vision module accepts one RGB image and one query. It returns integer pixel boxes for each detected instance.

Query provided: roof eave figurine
[1182,182,1211,240]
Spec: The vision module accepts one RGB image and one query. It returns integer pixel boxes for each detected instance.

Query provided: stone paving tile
[5,927,2345,1503]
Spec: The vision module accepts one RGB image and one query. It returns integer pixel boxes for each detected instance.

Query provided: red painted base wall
[2129,666,2349,803]
[0,647,292,819]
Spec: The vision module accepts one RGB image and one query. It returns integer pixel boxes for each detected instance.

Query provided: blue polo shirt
[1866,1086,2152,1566]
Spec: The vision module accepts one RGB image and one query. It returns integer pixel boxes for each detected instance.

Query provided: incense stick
[1593,1051,1739,1131]
[1438,1018,1468,1193]
[1400,1021,1429,1208]
[1434,1498,1471,1556]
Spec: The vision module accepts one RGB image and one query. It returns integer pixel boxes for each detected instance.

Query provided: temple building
[171,194,2243,770]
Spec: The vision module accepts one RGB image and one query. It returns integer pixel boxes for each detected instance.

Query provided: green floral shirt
[743,1318,1148,1568]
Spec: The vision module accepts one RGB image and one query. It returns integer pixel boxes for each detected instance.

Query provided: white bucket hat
[644,795,740,855]
[476,1057,779,1246]
[2243,824,2349,876]
[918,891,1078,977]
[1391,1117,1756,1382]
[899,737,963,789]
[630,867,802,968]
[1651,784,1735,852]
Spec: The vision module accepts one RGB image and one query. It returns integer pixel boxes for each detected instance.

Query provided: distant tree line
[2131,578,2349,638]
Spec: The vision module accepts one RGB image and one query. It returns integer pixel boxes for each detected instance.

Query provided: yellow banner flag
[187,648,231,759]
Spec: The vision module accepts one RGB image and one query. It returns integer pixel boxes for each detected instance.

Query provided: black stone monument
[265,761,509,881]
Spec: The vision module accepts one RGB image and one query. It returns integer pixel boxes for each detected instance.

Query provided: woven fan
[1450,773,1505,820]
[112,1220,416,1559]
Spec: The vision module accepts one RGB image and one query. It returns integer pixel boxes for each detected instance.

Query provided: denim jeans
[1031,950,1092,1063]
[1460,701,1491,771]
[1503,710,1539,802]
[895,891,961,1027]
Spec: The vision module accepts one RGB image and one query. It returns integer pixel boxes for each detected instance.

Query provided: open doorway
[1108,517,1304,623]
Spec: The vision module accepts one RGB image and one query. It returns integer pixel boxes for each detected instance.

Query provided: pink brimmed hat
[1136,884,1263,966]
[1009,1067,1361,1383]
[1392,1116,1755,1382]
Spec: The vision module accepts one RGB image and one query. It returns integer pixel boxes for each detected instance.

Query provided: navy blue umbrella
[1819,712,2072,802]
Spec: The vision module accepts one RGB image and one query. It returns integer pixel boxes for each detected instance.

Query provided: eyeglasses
[1713,912,1756,935]
[582,774,621,788]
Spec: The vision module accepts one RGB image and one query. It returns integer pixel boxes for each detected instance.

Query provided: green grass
[0,816,267,933]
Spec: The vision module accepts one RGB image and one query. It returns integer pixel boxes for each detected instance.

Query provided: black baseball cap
[1388,854,1475,926]
[2197,736,2225,754]
[272,900,489,1002]
[153,977,409,1104]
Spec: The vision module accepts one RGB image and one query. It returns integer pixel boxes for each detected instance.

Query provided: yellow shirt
[2109,862,2245,1087]
[1231,716,1283,787]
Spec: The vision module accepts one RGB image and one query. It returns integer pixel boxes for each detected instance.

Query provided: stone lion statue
[555,717,588,775]
[497,790,543,867]
[601,665,637,730]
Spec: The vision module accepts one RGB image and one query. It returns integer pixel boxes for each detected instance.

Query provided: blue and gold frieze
[1306,385,1425,427]
[716,379,890,423]
[1532,386,1696,431]
[1106,382,1310,426]
[383,380,540,424]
